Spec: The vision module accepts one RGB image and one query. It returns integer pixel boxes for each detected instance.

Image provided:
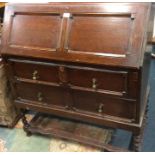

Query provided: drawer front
[9,59,138,98]
[67,66,128,96]
[10,60,59,84]
[72,89,136,120]
[15,82,66,108]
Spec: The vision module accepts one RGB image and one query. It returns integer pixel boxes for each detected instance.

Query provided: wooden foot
[21,110,32,137]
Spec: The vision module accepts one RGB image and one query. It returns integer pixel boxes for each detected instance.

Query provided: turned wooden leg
[129,103,148,151]
[8,112,23,128]
[21,110,32,137]
[129,133,142,152]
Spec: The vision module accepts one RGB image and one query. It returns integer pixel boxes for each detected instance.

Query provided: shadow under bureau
[1,3,154,151]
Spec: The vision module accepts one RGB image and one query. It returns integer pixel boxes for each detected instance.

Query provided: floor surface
[0,114,112,152]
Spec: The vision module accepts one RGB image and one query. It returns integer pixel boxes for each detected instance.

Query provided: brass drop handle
[98,103,104,113]
[37,92,43,102]
[65,105,69,110]
[32,70,39,80]
[92,78,97,89]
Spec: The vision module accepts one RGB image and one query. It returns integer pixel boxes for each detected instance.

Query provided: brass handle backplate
[37,92,43,102]
[92,78,97,89]
[32,70,39,80]
[98,103,104,113]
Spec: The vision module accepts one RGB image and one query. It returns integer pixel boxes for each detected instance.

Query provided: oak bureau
[1,3,154,151]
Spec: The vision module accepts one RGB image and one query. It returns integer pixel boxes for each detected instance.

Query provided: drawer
[10,60,59,84]
[72,89,136,120]
[9,59,138,99]
[67,66,129,96]
[15,82,66,108]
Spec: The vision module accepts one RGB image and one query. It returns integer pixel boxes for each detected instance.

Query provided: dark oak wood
[10,60,60,83]
[1,3,153,151]
[129,98,149,151]
[15,81,67,108]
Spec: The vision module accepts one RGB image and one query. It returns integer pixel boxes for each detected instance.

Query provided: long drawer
[14,81,136,121]
[9,59,138,99]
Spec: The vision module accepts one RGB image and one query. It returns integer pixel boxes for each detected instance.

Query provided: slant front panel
[1,3,149,68]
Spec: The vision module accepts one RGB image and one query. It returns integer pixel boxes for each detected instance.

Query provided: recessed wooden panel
[65,14,133,57]
[9,13,62,51]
